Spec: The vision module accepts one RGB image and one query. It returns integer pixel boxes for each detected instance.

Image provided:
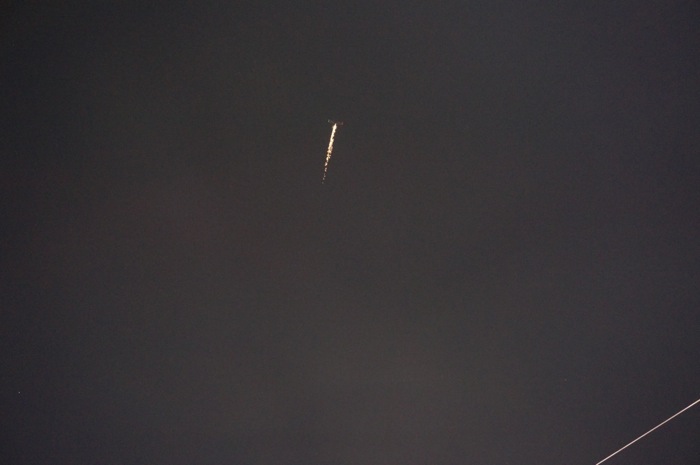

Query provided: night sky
[2,2,699,464]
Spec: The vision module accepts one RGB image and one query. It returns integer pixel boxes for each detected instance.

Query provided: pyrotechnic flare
[322,120,343,183]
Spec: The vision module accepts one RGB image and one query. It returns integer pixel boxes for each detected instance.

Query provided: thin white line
[596,397,700,465]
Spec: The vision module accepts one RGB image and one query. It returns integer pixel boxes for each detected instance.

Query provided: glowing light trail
[595,397,700,464]
[322,120,342,183]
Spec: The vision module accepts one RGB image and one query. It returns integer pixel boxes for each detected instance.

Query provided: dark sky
[2,1,699,464]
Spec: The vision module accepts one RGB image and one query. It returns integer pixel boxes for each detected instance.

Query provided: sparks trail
[322,120,343,183]
[595,397,700,464]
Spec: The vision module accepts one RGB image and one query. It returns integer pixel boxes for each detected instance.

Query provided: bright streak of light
[322,123,338,183]
[595,397,700,464]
